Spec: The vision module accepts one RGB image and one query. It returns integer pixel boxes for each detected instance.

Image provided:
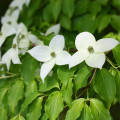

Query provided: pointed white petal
[46,24,60,35]
[2,9,20,24]
[0,36,6,47]
[85,53,105,69]
[40,59,55,82]
[1,23,16,37]
[12,49,21,64]
[94,38,119,53]
[75,32,96,50]
[1,48,16,70]
[10,0,24,10]
[56,51,71,65]
[28,45,52,62]
[25,0,30,6]
[69,50,89,68]
[49,35,64,54]
[17,23,28,34]
[28,33,44,45]
[6,61,11,70]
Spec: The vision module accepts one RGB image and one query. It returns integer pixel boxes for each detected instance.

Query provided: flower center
[12,44,17,49]
[50,52,56,58]
[88,46,94,53]
[7,21,11,25]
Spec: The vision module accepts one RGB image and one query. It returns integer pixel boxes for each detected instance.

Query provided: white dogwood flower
[0,35,21,70]
[69,32,119,69]
[0,23,17,47]
[28,35,70,82]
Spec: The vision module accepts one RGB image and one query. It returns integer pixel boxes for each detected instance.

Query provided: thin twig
[0,74,19,79]
[77,68,97,99]
[89,68,97,85]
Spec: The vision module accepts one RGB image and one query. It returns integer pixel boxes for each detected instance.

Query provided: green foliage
[62,0,75,18]
[94,68,116,108]
[51,0,61,22]
[26,97,43,120]
[1,0,120,119]
[65,98,85,120]
[57,65,76,85]
[61,79,73,107]
[115,70,120,101]
[8,81,24,113]
[113,44,120,65]
[89,99,111,120]
[21,54,38,85]
[39,69,59,92]
[73,64,91,93]
[21,92,41,111]
[0,108,8,120]
[45,91,64,120]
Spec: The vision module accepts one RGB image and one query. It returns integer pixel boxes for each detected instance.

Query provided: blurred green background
[0,0,11,21]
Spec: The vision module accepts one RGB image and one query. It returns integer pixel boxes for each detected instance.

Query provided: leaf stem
[77,68,97,99]
[0,74,19,79]
[89,68,97,85]
[106,57,118,70]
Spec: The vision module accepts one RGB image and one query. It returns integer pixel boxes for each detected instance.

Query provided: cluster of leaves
[1,0,120,120]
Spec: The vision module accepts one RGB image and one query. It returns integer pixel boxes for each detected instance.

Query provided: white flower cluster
[28,32,119,82]
[0,0,119,83]
[0,0,60,70]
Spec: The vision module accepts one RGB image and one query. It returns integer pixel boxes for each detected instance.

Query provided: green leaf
[98,0,108,5]
[62,0,75,18]
[21,92,41,111]
[90,99,111,120]
[111,15,120,32]
[25,80,37,98]
[10,115,25,120]
[115,70,120,101]
[26,97,43,120]
[27,0,41,18]
[62,79,73,107]
[21,54,38,85]
[52,0,61,21]
[39,70,59,92]
[45,91,64,120]
[57,65,76,85]
[0,88,9,107]
[40,113,48,120]
[97,14,111,33]
[113,44,120,65]
[74,0,89,16]
[112,0,120,11]
[10,116,18,120]
[16,116,25,120]
[94,68,116,108]
[73,14,97,33]
[65,98,85,120]
[88,1,101,14]
[78,103,93,120]
[60,15,71,30]
[43,4,53,23]
[8,81,24,113]
[0,108,7,120]
[74,65,91,93]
